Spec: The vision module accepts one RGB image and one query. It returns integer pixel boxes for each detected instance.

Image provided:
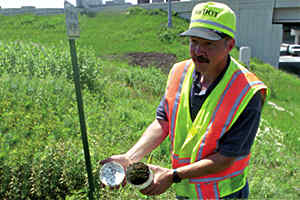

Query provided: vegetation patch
[0,6,299,200]
[125,52,177,73]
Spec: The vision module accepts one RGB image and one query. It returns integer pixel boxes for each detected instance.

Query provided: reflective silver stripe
[220,84,250,138]
[191,19,235,35]
[165,100,170,121]
[195,122,211,161]
[236,154,248,161]
[196,70,244,161]
[196,184,204,199]
[213,182,220,200]
[220,80,264,139]
[172,154,191,164]
[170,61,191,146]
[190,169,245,183]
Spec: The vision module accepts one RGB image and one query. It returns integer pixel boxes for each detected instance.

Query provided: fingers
[147,163,158,169]
[139,165,173,196]
[99,157,113,165]
[109,185,121,190]
[100,181,124,190]
[121,178,127,187]
[99,182,106,189]
[99,154,130,169]
[140,183,156,196]
[140,183,164,196]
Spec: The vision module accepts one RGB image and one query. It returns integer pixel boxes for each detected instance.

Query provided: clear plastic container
[99,161,125,187]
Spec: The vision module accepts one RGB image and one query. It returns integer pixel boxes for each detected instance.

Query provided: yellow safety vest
[163,57,268,199]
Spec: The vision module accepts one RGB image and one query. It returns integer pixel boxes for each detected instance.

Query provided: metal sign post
[64,1,94,199]
[168,0,172,28]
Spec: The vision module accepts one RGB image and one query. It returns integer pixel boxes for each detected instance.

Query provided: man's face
[189,36,234,72]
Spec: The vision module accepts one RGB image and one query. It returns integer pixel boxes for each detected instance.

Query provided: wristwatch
[172,169,182,183]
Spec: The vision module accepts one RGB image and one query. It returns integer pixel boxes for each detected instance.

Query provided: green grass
[0,7,299,199]
[0,8,190,60]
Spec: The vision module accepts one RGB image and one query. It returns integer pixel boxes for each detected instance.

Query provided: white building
[76,0,103,8]
[87,0,103,6]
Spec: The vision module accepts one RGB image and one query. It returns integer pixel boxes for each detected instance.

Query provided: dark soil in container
[126,162,150,185]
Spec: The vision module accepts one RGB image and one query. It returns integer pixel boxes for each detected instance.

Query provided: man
[101,1,268,199]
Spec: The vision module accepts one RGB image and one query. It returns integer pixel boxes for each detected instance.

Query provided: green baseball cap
[180,1,236,40]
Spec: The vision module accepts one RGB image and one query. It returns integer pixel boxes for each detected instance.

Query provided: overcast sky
[0,0,137,8]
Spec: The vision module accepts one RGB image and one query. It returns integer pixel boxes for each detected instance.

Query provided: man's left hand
[140,164,173,196]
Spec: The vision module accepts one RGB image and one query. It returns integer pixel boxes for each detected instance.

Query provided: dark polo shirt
[156,57,262,157]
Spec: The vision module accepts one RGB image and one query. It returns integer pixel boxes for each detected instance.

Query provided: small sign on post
[239,46,251,68]
[65,1,80,39]
[64,1,94,200]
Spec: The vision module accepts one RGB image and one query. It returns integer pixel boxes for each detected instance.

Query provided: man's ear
[226,38,235,52]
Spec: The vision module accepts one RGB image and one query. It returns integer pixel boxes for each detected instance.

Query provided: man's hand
[99,119,169,190]
[140,164,173,196]
[99,154,132,188]
[100,154,132,169]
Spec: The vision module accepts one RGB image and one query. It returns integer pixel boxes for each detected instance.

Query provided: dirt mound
[125,52,177,73]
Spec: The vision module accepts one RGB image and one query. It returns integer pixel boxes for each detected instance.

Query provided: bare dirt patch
[125,52,177,73]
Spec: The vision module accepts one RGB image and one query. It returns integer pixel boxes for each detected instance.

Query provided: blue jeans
[176,181,249,199]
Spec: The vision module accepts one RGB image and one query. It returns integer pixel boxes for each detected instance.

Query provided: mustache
[196,56,210,63]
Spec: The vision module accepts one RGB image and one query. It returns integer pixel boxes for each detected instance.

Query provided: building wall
[152,0,164,3]
[237,0,282,67]
[106,0,125,5]
[76,0,83,7]
[138,0,150,4]
[139,0,282,67]
[86,0,103,6]
[273,7,300,23]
